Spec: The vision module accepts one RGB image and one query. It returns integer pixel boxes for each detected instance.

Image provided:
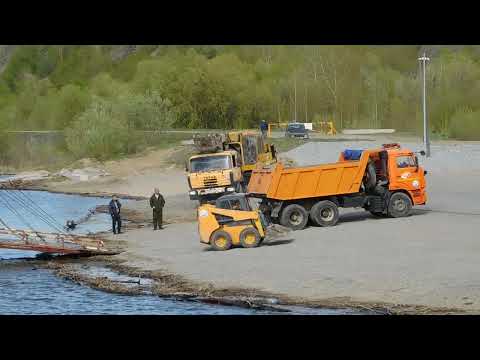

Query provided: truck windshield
[190,155,232,172]
[396,155,416,168]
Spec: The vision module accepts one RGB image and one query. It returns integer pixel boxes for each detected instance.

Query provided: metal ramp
[0,182,119,256]
[0,228,119,256]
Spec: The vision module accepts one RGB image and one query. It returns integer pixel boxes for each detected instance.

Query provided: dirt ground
[38,134,480,313]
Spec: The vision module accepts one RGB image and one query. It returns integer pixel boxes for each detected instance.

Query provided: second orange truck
[247,143,427,230]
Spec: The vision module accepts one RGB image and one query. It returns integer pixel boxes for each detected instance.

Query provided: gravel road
[113,137,480,312]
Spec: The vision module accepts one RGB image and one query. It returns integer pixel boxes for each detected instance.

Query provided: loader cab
[215,193,251,212]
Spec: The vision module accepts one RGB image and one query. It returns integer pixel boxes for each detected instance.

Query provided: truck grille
[203,176,218,187]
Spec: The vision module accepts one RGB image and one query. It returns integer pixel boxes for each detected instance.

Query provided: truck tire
[387,192,412,218]
[364,161,377,191]
[239,227,261,248]
[210,230,233,251]
[280,204,308,230]
[310,200,340,227]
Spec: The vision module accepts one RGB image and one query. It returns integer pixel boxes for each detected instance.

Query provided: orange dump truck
[247,143,427,230]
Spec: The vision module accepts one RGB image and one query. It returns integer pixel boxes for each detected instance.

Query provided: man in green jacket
[150,188,165,230]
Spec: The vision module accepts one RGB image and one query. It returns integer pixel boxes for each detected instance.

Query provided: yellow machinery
[316,121,337,135]
[197,193,267,251]
[187,131,276,204]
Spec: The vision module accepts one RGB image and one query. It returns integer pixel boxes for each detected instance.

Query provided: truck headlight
[226,187,235,192]
[189,190,197,196]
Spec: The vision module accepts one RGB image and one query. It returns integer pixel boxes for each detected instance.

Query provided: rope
[0,187,99,238]
[0,182,67,232]
[3,190,66,234]
[0,191,39,235]
[15,190,68,232]
[0,215,24,242]
[0,190,62,234]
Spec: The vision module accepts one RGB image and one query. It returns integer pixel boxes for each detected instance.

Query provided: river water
[0,185,360,315]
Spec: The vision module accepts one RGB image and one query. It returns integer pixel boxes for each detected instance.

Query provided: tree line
[1,45,480,161]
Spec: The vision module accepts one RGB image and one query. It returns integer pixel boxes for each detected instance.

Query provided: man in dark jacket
[109,195,122,234]
[260,120,268,138]
[150,188,165,230]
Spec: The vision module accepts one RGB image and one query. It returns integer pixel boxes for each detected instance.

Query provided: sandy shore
[28,136,480,314]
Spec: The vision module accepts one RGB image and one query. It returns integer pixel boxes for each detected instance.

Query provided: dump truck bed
[247,151,371,201]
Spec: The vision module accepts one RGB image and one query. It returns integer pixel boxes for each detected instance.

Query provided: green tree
[66,99,131,160]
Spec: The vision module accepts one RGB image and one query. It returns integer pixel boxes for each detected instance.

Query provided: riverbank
[8,134,480,314]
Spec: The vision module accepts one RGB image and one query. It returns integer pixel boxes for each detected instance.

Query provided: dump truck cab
[197,193,266,251]
[188,150,243,202]
[187,131,277,204]
[339,143,427,206]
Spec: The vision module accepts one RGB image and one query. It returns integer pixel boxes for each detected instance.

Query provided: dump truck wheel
[210,230,233,251]
[310,200,339,227]
[239,227,261,248]
[387,192,412,218]
[280,204,308,230]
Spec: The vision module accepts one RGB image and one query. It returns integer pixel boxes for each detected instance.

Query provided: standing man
[260,120,268,138]
[109,195,122,234]
[150,188,165,230]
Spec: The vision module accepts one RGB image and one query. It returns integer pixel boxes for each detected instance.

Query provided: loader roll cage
[215,193,251,212]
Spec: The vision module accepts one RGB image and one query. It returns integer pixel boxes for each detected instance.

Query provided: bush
[449,108,480,141]
[66,99,131,160]
[118,90,176,130]
[55,84,91,128]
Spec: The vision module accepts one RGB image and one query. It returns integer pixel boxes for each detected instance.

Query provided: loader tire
[310,200,340,227]
[280,204,308,230]
[210,230,233,251]
[387,192,412,218]
[239,227,261,248]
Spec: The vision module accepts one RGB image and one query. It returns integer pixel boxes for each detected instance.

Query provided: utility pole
[305,83,308,122]
[418,53,431,157]
[294,73,297,122]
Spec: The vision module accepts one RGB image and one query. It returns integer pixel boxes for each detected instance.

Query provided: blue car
[285,122,309,139]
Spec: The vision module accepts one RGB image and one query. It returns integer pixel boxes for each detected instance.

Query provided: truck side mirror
[419,150,426,156]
